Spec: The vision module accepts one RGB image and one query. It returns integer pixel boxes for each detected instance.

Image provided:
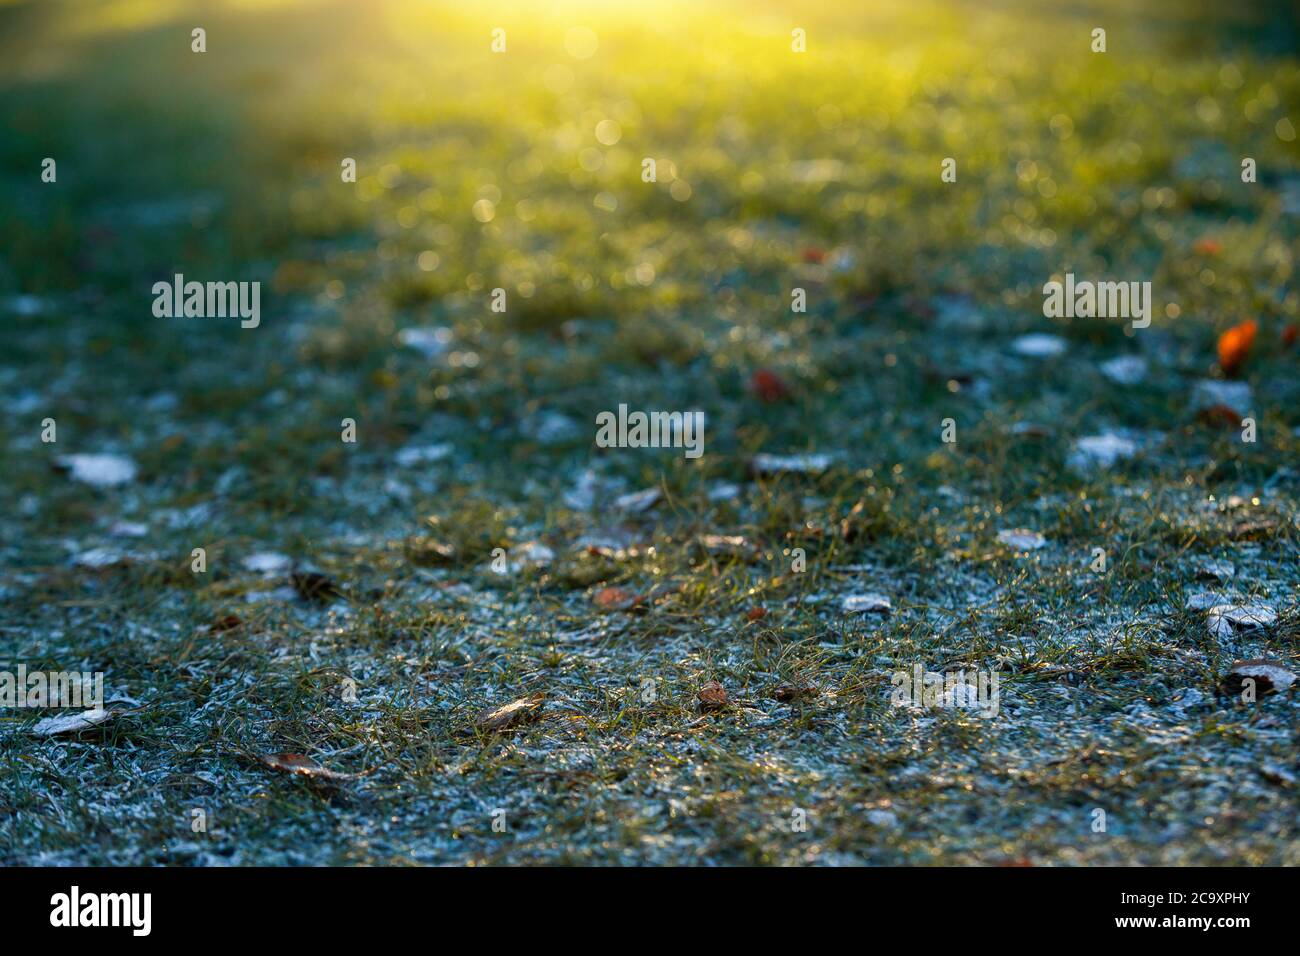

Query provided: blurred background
[1,0,1298,511]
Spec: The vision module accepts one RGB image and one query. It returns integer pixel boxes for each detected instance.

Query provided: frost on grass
[4,0,1300,869]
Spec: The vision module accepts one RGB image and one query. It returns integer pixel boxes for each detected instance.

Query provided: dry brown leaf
[697,680,729,713]
[771,683,818,703]
[593,586,643,611]
[260,752,357,782]
[208,614,244,633]
[475,693,546,732]
[1220,658,1295,696]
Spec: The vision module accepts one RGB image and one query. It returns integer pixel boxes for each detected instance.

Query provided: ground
[1,0,1298,866]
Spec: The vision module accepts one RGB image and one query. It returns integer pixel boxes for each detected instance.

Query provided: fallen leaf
[865,808,900,828]
[697,681,729,713]
[1192,379,1252,416]
[72,546,134,569]
[1011,333,1067,358]
[397,326,451,360]
[751,452,834,476]
[54,453,137,488]
[30,708,118,738]
[1217,320,1258,377]
[745,607,768,622]
[771,682,818,703]
[593,586,644,611]
[572,532,643,560]
[696,534,759,561]
[1196,560,1235,583]
[1185,591,1230,611]
[614,487,661,513]
[504,540,555,572]
[260,753,356,782]
[997,529,1047,551]
[1283,324,1298,348]
[1193,237,1222,256]
[1206,602,1277,638]
[1220,659,1295,696]
[395,443,453,467]
[1259,764,1296,787]
[1067,432,1138,472]
[475,693,546,732]
[243,552,292,575]
[842,592,892,614]
[750,368,792,403]
[1230,518,1276,540]
[208,614,244,633]
[1099,355,1147,386]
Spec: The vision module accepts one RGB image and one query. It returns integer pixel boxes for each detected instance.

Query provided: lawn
[1,0,1298,865]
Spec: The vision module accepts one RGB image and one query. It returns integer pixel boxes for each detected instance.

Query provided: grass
[0,0,1298,866]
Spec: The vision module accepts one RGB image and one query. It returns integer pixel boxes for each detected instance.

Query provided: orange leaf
[1193,237,1222,256]
[1216,320,1257,376]
[1283,324,1298,348]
